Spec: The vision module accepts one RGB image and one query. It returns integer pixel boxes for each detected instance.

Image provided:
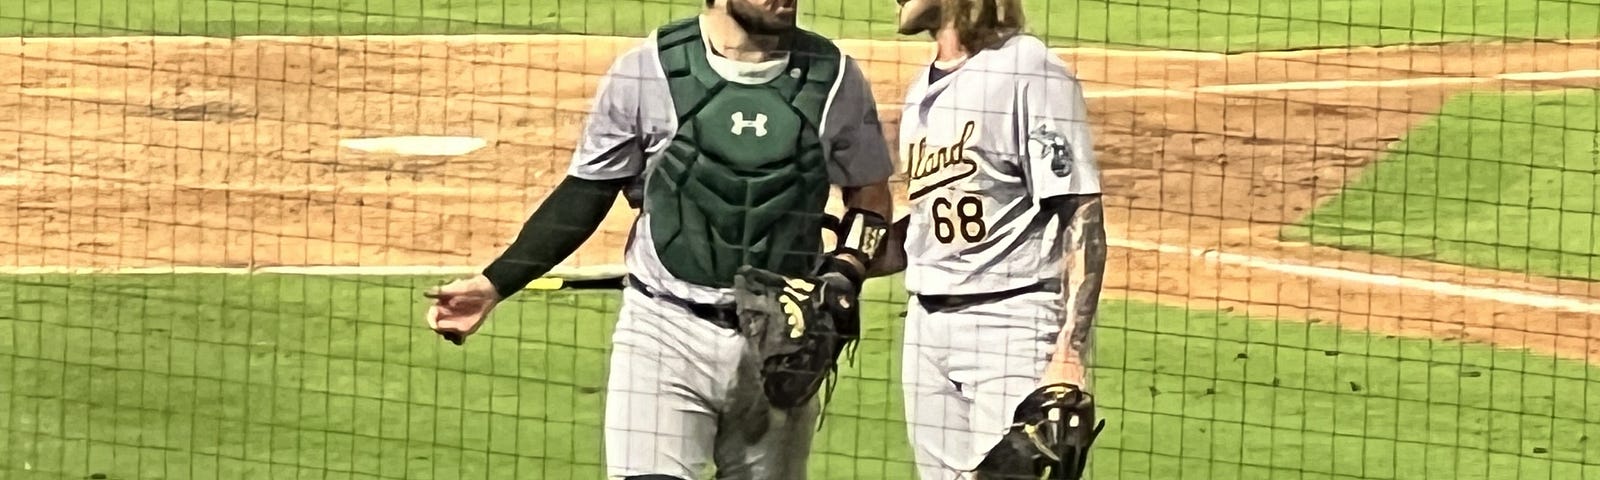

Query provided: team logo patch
[1028,125,1073,177]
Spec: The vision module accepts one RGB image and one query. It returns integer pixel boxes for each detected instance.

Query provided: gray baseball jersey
[567,20,894,304]
[899,34,1101,296]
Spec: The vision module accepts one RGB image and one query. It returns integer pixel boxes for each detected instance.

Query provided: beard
[896,0,941,35]
[727,0,797,35]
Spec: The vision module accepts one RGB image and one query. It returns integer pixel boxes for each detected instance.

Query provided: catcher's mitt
[977,383,1107,480]
[731,265,861,410]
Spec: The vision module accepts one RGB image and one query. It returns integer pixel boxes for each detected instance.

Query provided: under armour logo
[731,112,768,137]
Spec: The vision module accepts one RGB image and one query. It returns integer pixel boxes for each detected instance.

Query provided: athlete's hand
[423,274,502,345]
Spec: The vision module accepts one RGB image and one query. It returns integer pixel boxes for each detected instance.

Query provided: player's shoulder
[600,30,667,78]
[787,28,860,91]
[991,34,1076,79]
[789,27,846,61]
[651,16,702,47]
[998,34,1052,59]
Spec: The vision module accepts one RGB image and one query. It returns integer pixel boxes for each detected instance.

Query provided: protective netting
[4,0,1600,479]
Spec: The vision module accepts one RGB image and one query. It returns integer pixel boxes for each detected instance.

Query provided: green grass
[1,0,1598,51]
[4,273,1599,479]
[1285,89,1600,281]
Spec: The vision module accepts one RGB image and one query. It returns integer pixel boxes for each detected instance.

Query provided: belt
[627,275,742,331]
[914,282,1060,314]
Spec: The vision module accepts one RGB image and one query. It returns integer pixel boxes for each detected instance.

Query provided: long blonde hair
[943,0,1025,52]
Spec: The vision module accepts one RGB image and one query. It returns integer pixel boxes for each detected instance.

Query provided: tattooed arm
[1041,193,1107,389]
[1014,52,1106,388]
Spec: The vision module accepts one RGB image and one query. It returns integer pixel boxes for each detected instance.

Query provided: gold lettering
[948,121,975,170]
[907,121,979,181]
[911,138,929,178]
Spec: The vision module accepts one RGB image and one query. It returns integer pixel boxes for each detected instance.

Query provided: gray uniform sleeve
[820,56,894,188]
[1017,58,1102,200]
[567,41,670,181]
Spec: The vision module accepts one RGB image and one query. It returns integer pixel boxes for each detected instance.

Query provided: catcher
[873,0,1110,477]
[421,0,894,477]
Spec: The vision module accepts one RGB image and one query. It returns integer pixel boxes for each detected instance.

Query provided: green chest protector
[644,18,842,288]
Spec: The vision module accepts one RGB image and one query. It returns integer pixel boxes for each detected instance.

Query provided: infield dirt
[5,35,1600,362]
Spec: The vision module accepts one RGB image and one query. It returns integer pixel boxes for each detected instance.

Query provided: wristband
[834,208,890,264]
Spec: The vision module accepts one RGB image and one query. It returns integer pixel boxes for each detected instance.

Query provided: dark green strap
[656,18,723,121]
[785,31,841,132]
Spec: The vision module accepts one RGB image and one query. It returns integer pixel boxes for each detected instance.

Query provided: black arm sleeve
[481,175,628,299]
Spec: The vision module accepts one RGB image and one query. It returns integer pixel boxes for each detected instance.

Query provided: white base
[339,136,488,156]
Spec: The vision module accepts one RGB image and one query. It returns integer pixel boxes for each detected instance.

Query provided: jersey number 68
[932,196,987,244]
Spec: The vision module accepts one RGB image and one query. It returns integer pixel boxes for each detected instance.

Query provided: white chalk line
[1112,238,1600,315]
[0,263,628,280]
[1087,69,1600,98]
[7,239,1598,316]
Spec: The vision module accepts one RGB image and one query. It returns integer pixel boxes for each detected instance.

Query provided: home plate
[339,136,488,156]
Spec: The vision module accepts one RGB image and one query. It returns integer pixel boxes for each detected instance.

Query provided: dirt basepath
[4,35,1600,362]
